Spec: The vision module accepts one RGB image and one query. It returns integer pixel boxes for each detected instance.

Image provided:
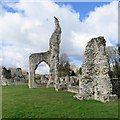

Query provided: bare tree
[59,53,71,77]
[117,43,120,62]
[106,45,120,78]
[106,46,119,65]
[59,53,69,66]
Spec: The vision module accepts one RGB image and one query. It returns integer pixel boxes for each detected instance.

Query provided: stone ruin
[0,17,118,102]
[56,75,80,91]
[0,17,118,103]
[29,17,61,90]
[36,75,49,88]
[74,37,118,102]
[28,17,119,102]
[37,75,49,84]
[0,67,28,85]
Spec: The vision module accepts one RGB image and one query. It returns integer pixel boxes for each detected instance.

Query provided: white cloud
[35,62,50,74]
[0,0,118,74]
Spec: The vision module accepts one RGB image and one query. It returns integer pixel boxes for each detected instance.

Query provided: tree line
[107,44,120,78]
[58,53,82,77]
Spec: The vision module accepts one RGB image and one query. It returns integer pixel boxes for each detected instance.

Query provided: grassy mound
[2,85,119,118]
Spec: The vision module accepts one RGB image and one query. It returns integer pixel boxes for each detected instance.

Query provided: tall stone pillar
[47,17,61,89]
[75,37,118,102]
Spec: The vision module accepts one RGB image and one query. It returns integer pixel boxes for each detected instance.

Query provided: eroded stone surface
[75,37,118,102]
[0,67,28,85]
[29,17,61,89]
[2,67,11,79]
[56,76,80,91]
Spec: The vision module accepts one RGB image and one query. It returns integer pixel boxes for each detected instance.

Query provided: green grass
[2,85,119,118]
[35,79,40,83]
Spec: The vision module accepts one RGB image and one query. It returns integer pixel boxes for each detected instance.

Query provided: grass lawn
[2,85,119,118]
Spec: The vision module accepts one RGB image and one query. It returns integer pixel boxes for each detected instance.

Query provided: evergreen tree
[64,61,71,75]
[70,70,76,76]
[76,67,82,76]
[78,67,82,75]
[114,60,120,78]
[59,57,72,77]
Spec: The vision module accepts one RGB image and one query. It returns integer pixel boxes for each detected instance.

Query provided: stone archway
[29,17,61,89]
[29,52,50,88]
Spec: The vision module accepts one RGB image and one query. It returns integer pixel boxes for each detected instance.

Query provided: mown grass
[2,85,119,118]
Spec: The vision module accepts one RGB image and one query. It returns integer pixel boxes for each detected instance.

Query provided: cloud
[35,62,50,74]
[0,0,118,74]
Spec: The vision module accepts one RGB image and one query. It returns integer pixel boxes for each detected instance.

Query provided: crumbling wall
[2,67,11,79]
[56,75,80,91]
[38,75,49,84]
[0,67,28,85]
[68,86,79,93]
[29,51,50,88]
[29,17,61,89]
[36,75,49,88]
[75,37,118,102]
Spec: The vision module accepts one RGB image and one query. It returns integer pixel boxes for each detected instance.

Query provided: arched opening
[35,62,50,84]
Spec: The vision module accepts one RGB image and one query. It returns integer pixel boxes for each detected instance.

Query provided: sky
[0,0,118,74]
[56,2,110,21]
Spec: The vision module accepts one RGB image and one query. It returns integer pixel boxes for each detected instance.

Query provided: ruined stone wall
[29,17,61,89]
[56,75,80,91]
[36,75,49,88]
[68,86,79,93]
[75,37,118,102]
[37,75,49,84]
[29,51,50,88]
[0,67,28,86]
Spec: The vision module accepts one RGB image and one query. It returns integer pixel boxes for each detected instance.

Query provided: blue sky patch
[56,2,110,21]
[2,42,13,47]
[1,1,24,14]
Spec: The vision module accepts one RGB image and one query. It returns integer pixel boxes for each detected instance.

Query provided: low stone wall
[37,83,47,88]
[56,76,80,91]
[0,67,29,86]
[59,76,79,85]
[67,78,120,95]
[68,86,79,93]
[37,75,49,84]
[111,78,120,97]
[57,76,120,99]
[0,77,28,86]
